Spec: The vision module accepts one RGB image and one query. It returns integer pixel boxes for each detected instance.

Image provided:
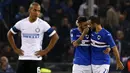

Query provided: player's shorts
[16,60,41,73]
[91,64,110,73]
[72,64,92,73]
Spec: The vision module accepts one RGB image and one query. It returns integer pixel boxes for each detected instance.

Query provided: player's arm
[112,46,124,70]
[72,32,85,47]
[7,30,17,50]
[105,34,119,56]
[7,28,24,55]
[105,33,124,70]
[35,27,59,56]
[72,28,89,47]
[112,46,121,60]
[44,32,59,53]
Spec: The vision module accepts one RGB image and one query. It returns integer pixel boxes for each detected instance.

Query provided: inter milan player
[7,2,59,73]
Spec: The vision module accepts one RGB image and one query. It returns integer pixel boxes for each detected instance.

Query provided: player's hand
[82,27,89,35]
[14,48,24,56]
[73,41,80,47]
[103,48,111,54]
[116,60,124,70]
[35,50,48,57]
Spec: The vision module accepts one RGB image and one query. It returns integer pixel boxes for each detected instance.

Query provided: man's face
[0,57,8,70]
[29,5,41,19]
[90,21,96,31]
[79,21,88,30]
[116,30,124,40]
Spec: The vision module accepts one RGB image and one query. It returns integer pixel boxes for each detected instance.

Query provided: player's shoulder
[102,28,111,34]
[37,18,48,24]
[37,18,51,28]
[102,28,112,36]
[70,28,78,32]
[16,17,28,24]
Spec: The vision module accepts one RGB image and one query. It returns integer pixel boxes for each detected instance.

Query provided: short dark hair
[77,16,87,23]
[89,16,100,24]
[29,2,40,8]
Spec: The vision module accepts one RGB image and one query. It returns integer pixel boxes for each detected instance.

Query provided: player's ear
[28,8,31,13]
[76,20,79,26]
[78,22,81,27]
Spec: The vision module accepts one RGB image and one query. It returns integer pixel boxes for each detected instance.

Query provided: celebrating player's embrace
[70,16,124,73]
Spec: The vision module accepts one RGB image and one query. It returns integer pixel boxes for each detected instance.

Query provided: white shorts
[72,64,92,73]
[91,64,110,73]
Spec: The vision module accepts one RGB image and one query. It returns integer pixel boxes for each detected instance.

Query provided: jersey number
[37,67,40,73]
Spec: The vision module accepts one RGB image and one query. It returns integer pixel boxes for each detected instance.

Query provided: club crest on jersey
[97,35,101,40]
[35,28,40,33]
[85,35,89,39]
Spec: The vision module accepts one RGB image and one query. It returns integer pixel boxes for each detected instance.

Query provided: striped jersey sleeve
[105,33,116,48]
[10,21,21,34]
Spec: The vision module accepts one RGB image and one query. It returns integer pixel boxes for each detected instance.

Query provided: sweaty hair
[77,16,87,23]
[89,16,100,24]
[29,2,40,8]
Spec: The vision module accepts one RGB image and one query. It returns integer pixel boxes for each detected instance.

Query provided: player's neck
[96,25,102,33]
[29,16,37,23]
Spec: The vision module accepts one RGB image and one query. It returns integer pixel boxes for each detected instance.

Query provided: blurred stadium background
[0,0,130,73]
